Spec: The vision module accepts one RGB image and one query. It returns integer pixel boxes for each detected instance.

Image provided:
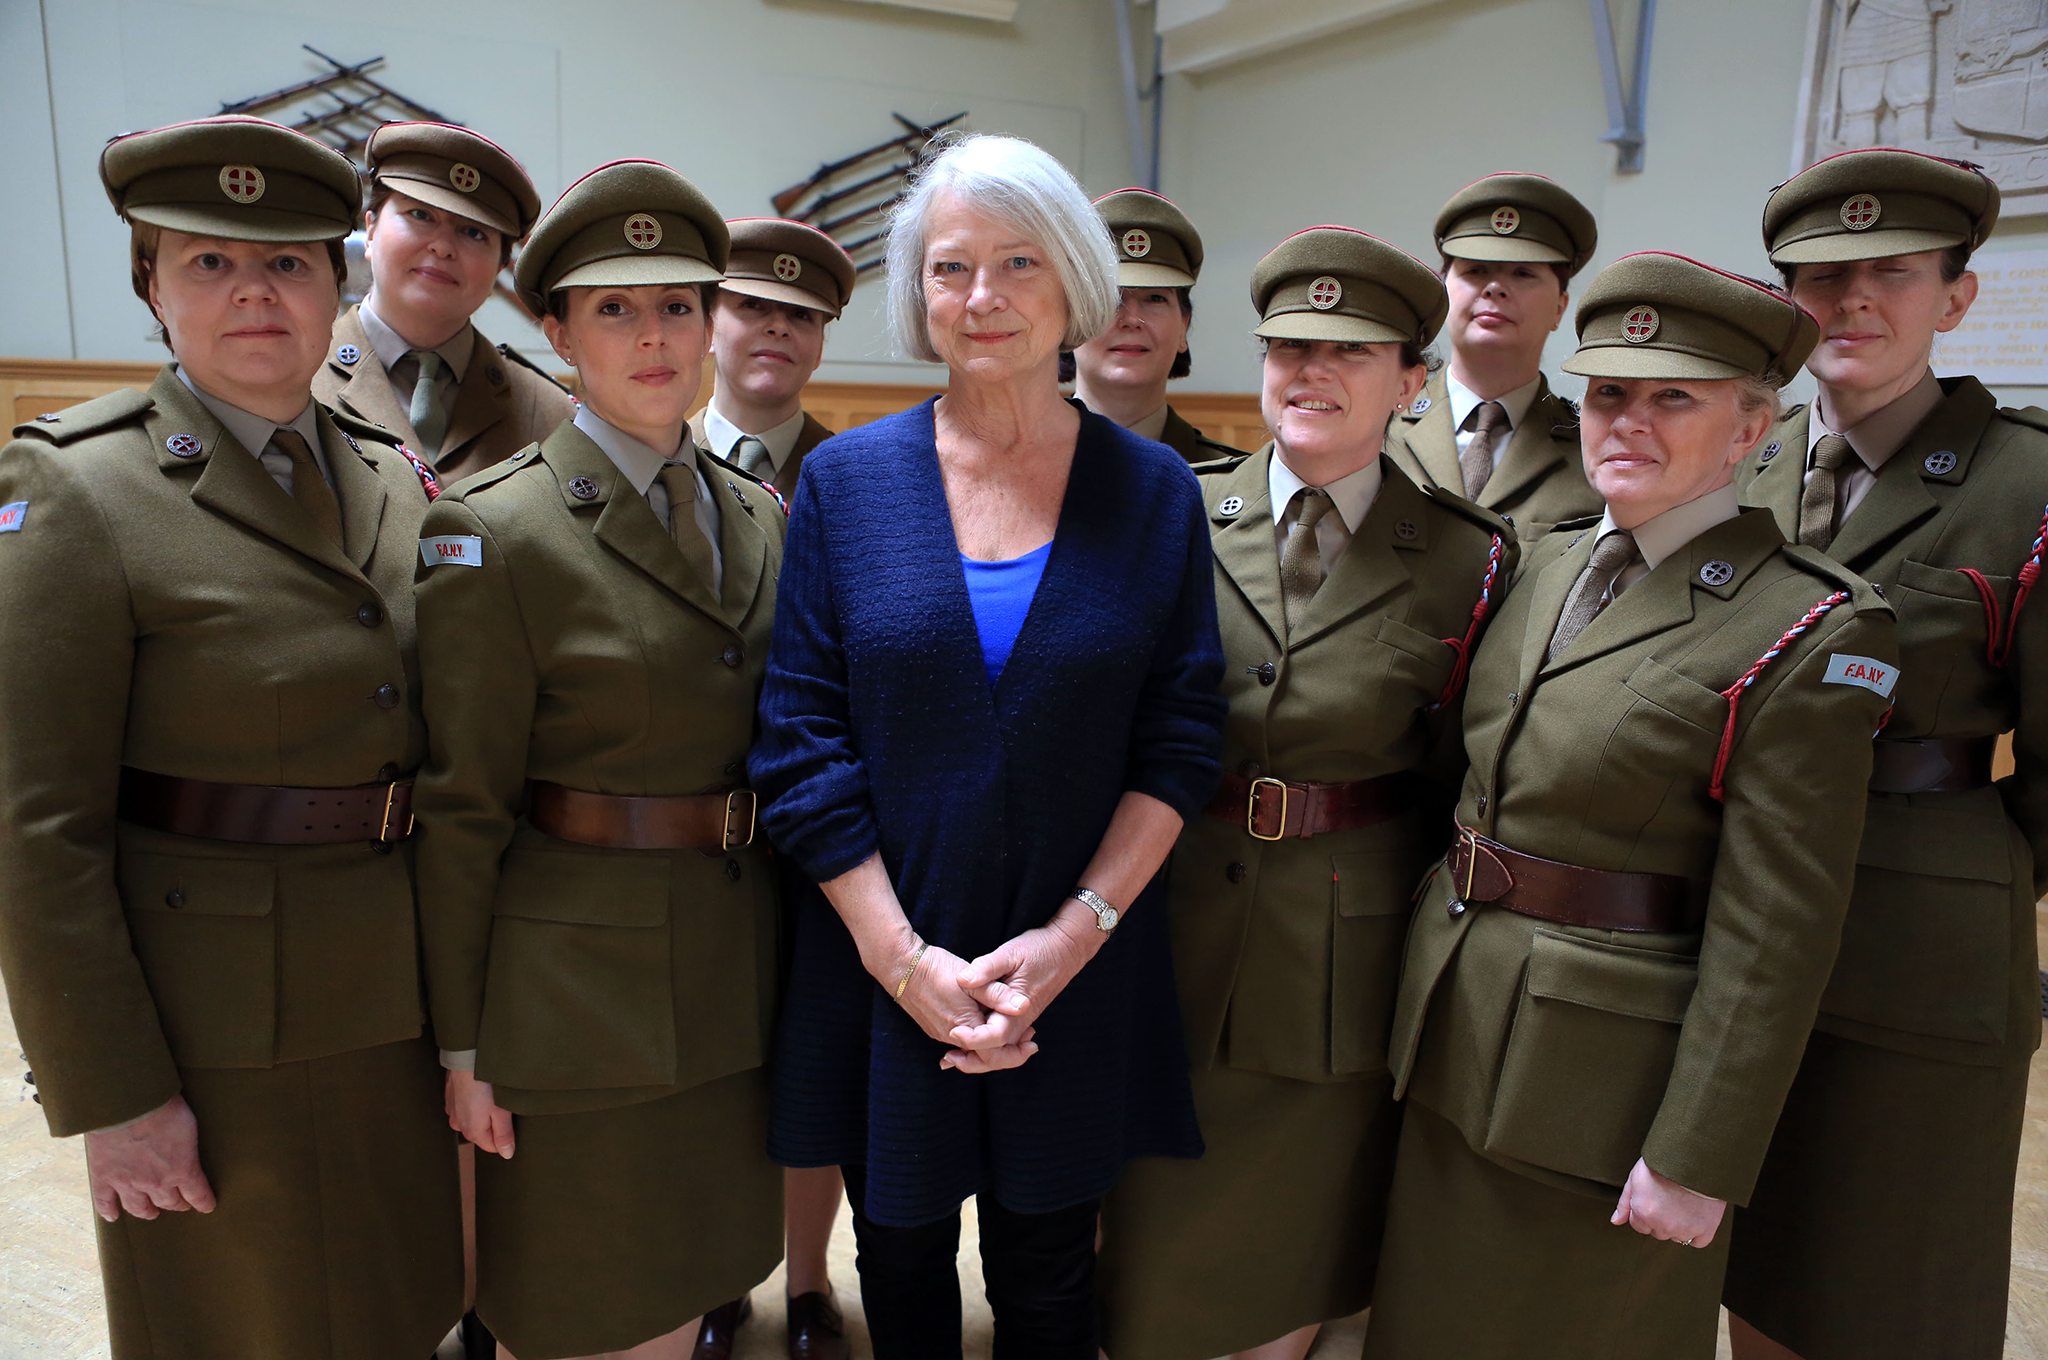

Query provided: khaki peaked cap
[1765,147,2000,265]
[514,160,727,314]
[1251,226,1447,347]
[367,121,540,239]
[1565,251,1818,382]
[1096,188,1203,288]
[721,218,856,318]
[1435,171,1597,276]
[101,115,360,242]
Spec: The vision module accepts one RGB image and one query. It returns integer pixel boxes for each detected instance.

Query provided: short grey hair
[1733,372,1785,425]
[885,134,1118,364]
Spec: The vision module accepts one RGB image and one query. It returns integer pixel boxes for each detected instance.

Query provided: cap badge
[1411,396,1432,414]
[1122,228,1152,259]
[1841,193,1882,231]
[568,476,600,500]
[1218,495,1244,517]
[773,252,803,282]
[1490,206,1521,235]
[218,165,265,204]
[336,344,360,366]
[1622,305,1661,344]
[165,433,202,458]
[448,163,482,194]
[624,213,663,250]
[1307,276,1344,310]
[1925,449,1958,475]
[1700,559,1735,587]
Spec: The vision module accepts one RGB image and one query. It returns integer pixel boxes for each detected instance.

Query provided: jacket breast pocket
[1373,616,1458,698]
[477,844,676,1091]
[1822,792,2017,1045]
[1890,558,2007,722]
[119,853,278,1069]
[1484,930,1698,1188]
[1329,839,1429,1076]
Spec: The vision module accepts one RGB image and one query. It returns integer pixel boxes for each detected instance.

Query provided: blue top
[749,398,1226,1227]
[962,541,1052,684]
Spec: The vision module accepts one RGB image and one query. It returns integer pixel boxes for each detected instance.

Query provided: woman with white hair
[748,133,1227,1356]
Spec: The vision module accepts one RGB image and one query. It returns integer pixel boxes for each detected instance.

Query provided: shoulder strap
[497,344,575,397]
[12,388,154,444]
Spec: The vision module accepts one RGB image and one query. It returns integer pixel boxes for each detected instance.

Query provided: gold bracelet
[893,942,929,1001]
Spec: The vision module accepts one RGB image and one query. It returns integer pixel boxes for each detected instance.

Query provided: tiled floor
[7,958,2047,1360]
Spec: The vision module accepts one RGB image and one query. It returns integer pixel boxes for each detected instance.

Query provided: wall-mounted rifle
[772,110,964,216]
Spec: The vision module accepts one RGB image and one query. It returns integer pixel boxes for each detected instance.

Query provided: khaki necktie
[1546,529,1638,662]
[732,436,774,481]
[1461,400,1508,501]
[407,350,449,458]
[270,428,343,548]
[657,462,719,592]
[1798,433,1855,551]
[1279,487,1336,634]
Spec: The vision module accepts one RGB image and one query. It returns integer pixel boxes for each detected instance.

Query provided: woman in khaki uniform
[1068,188,1241,463]
[316,121,574,484]
[1364,253,1897,1360]
[1097,227,1516,1360]
[1726,149,2045,1360]
[413,159,785,1360]
[0,115,460,1359]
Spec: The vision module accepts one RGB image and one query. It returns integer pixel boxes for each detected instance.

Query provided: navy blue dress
[750,398,1226,1228]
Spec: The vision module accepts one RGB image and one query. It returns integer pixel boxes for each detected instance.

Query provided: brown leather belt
[1448,827,1707,934]
[1868,735,1997,794]
[1206,771,1421,841]
[527,780,756,852]
[117,767,414,845]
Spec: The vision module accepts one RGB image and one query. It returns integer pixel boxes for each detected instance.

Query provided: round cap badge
[218,165,265,204]
[1700,559,1735,587]
[165,433,203,458]
[568,476,600,501]
[1122,228,1152,259]
[1925,449,1959,475]
[336,344,360,366]
[1491,206,1521,235]
[1841,193,1882,231]
[448,163,482,194]
[623,214,663,250]
[1760,440,1781,463]
[1622,305,1661,344]
[1307,276,1344,310]
[1411,396,1432,415]
[1218,496,1245,517]
[773,253,803,282]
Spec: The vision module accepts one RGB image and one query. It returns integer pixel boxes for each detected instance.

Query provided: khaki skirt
[1098,1064,1401,1360]
[474,1066,783,1360]
[1361,1103,1726,1360]
[95,1037,463,1360]
[1724,1030,2030,1360]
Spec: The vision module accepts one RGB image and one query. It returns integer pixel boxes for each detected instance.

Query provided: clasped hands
[880,900,1104,1074]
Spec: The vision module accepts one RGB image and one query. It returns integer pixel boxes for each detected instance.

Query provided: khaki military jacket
[412,422,785,1116]
[0,369,433,1136]
[1159,405,1243,465]
[687,408,833,502]
[1390,370,1600,538]
[315,304,575,485]
[1739,377,2048,1069]
[1390,508,1896,1204]
[1175,448,1515,1083]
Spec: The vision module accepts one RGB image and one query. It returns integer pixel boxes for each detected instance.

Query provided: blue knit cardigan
[750,398,1226,1227]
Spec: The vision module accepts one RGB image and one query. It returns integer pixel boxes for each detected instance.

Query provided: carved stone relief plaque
[1796,0,2048,214]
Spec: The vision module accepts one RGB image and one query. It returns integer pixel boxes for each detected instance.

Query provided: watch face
[1101,905,1119,931]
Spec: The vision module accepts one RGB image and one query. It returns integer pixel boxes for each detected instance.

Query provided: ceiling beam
[1155,0,1448,74]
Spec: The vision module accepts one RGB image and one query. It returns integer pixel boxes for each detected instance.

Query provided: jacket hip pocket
[1484,929,1698,1187]
[478,845,675,1091]
[1329,841,1427,1076]
[119,852,278,1069]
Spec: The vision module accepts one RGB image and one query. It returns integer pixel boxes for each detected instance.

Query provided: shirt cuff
[439,1049,477,1072]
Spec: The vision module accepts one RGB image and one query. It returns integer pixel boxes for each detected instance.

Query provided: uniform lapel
[1395,370,1462,492]
[1826,378,1996,570]
[702,448,770,623]
[554,424,735,632]
[1738,406,1809,538]
[779,412,833,498]
[1287,459,1421,649]
[320,410,388,570]
[327,307,419,446]
[1543,542,1697,674]
[1208,445,1287,649]
[435,325,510,464]
[1480,380,1574,511]
[1513,528,1594,695]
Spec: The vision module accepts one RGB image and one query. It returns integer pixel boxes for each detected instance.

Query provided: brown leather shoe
[786,1290,850,1360]
[693,1295,752,1360]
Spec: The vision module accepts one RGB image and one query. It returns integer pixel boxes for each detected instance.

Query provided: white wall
[0,0,1138,384]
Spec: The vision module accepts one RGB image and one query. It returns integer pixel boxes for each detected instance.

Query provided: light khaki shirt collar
[1808,368,1943,473]
[1124,403,1172,444]
[703,400,807,474]
[173,365,327,486]
[1269,446,1384,578]
[1598,482,1743,598]
[358,297,476,377]
[574,407,723,591]
[1447,370,1543,435]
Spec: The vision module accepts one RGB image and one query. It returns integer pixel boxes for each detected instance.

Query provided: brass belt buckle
[1247,777,1291,842]
[723,790,758,850]
[379,782,414,843]
[1461,826,1479,901]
